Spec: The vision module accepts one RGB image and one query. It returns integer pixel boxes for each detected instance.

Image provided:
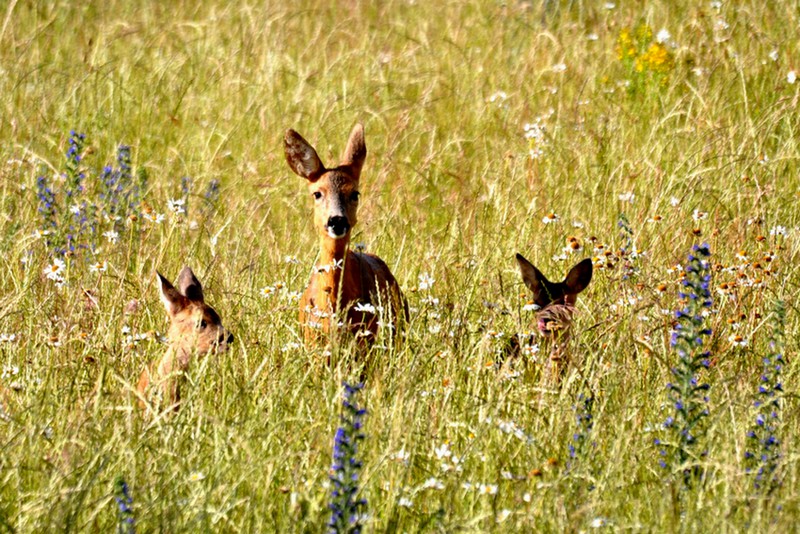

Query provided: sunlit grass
[1,0,799,531]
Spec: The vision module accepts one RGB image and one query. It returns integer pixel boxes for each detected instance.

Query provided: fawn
[136,267,233,410]
[512,254,593,381]
[284,123,406,345]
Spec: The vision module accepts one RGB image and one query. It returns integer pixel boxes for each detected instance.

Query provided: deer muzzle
[326,216,350,239]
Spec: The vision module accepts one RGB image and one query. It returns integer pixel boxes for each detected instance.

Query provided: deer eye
[198,319,207,330]
[312,191,323,200]
[350,191,360,202]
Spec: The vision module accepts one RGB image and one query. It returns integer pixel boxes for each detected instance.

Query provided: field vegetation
[1,0,799,531]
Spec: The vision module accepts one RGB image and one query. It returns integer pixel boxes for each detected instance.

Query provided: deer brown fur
[136,267,233,410]
[284,123,406,346]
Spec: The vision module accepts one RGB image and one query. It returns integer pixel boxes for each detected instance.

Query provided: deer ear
[158,271,187,316]
[284,129,324,181]
[564,258,593,295]
[516,253,549,299]
[177,266,204,302]
[341,123,366,177]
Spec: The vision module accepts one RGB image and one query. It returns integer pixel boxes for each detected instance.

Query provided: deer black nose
[226,332,234,344]
[327,216,350,237]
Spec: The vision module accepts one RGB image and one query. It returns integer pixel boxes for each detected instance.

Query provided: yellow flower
[643,43,675,73]
[616,29,636,61]
[618,23,674,83]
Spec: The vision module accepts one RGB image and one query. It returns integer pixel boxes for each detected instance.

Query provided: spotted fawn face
[515,255,593,337]
[284,124,366,241]
[158,267,233,358]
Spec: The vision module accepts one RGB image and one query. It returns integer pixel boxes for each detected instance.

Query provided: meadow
[1,0,799,531]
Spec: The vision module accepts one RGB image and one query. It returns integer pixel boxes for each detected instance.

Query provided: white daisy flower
[103,230,119,244]
[89,261,108,273]
[542,213,560,224]
[729,334,748,347]
[418,272,435,291]
[354,302,376,314]
[44,258,66,280]
[167,198,186,215]
[522,344,540,357]
[143,212,165,224]
[392,449,410,464]
[478,483,498,495]
[770,225,787,236]
[260,286,276,297]
[433,443,451,460]
[421,477,445,490]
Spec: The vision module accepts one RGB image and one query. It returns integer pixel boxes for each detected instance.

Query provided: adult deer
[284,123,406,345]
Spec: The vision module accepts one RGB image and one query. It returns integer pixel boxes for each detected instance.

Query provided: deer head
[158,267,233,359]
[284,124,366,244]
[515,254,593,336]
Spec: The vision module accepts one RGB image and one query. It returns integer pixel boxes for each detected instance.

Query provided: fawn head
[516,254,593,336]
[284,124,366,242]
[158,267,233,357]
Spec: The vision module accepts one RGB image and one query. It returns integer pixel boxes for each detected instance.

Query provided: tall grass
[1,0,798,531]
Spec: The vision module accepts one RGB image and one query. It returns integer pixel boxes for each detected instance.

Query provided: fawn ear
[177,266,204,302]
[284,129,324,181]
[516,253,550,300]
[341,123,366,178]
[564,258,593,295]
[158,271,187,316]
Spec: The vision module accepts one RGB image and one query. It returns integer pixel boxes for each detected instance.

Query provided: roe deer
[284,123,406,345]
[512,254,593,381]
[136,267,233,410]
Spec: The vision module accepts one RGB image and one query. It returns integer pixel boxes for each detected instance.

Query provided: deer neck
[314,235,350,314]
